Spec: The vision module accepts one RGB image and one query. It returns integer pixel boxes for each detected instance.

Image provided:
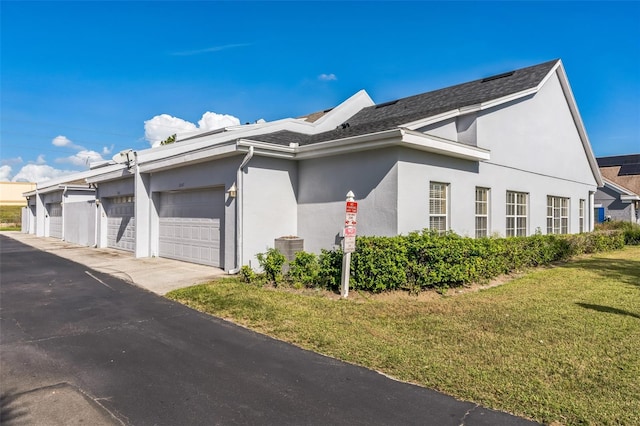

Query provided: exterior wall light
[227,183,237,198]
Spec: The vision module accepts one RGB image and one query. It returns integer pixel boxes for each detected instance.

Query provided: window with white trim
[506,191,527,237]
[547,196,569,234]
[579,199,585,233]
[429,182,448,235]
[475,187,489,238]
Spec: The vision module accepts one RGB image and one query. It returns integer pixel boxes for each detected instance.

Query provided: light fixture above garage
[227,183,237,198]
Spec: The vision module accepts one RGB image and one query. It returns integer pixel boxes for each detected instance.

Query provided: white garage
[48,203,62,239]
[158,188,224,267]
[106,196,135,252]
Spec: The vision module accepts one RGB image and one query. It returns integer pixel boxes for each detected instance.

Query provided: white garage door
[107,196,135,252]
[159,188,223,267]
[48,203,62,239]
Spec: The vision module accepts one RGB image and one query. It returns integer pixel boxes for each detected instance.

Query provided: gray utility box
[275,236,304,273]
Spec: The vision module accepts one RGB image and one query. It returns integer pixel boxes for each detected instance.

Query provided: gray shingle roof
[250,59,560,147]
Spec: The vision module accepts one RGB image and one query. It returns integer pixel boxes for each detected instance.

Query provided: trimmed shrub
[256,247,287,285]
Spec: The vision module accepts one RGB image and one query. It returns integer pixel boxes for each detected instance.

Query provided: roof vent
[481,71,515,83]
[338,122,350,129]
[375,100,399,109]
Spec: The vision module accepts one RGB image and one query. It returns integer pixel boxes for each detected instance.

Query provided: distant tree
[160,134,177,145]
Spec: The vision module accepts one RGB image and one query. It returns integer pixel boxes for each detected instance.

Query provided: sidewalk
[1,232,226,295]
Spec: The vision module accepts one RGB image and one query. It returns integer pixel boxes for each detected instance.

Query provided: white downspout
[61,185,68,241]
[228,146,254,274]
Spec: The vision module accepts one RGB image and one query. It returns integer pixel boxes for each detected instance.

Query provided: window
[579,199,585,233]
[547,196,569,234]
[475,187,489,238]
[506,191,527,236]
[429,182,448,234]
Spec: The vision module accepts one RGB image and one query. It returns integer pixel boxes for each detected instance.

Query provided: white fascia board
[236,139,295,159]
[86,166,132,184]
[241,128,490,162]
[554,60,603,187]
[292,129,404,159]
[35,168,109,191]
[401,129,491,161]
[401,88,538,132]
[138,141,239,173]
[23,190,37,197]
[621,195,640,202]
[402,110,462,130]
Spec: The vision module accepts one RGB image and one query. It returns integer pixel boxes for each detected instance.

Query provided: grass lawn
[167,247,640,425]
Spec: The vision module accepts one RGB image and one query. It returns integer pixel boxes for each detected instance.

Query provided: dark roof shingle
[251,59,560,147]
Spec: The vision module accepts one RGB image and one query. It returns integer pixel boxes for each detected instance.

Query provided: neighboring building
[24,59,603,271]
[0,181,35,228]
[1,182,35,206]
[595,155,640,224]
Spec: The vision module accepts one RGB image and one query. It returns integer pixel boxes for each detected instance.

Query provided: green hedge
[288,230,625,293]
[251,230,625,293]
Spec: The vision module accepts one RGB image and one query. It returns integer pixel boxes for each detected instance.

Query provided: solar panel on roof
[618,163,640,176]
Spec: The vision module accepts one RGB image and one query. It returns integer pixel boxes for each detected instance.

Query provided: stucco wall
[242,156,299,267]
[297,148,399,254]
[99,178,134,198]
[477,71,597,187]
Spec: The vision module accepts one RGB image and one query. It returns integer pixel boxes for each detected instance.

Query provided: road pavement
[0,233,538,425]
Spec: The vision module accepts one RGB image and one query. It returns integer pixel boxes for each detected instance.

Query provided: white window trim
[547,195,569,235]
[475,187,490,238]
[429,182,449,234]
[506,191,528,237]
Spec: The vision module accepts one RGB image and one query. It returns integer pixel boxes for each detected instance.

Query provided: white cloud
[144,112,241,147]
[55,149,105,167]
[198,112,240,131]
[171,43,251,56]
[11,164,77,183]
[102,145,114,155]
[35,154,46,165]
[1,157,23,166]
[0,165,12,181]
[52,135,83,150]
[144,114,198,147]
[318,73,337,81]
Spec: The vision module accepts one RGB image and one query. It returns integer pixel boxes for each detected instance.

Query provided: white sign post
[341,191,357,298]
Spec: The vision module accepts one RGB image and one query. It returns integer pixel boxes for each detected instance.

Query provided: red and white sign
[345,212,357,226]
[346,201,358,214]
[343,226,357,237]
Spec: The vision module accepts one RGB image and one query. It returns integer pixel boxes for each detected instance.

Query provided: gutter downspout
[228,146,254,274]
[61,185,68,241]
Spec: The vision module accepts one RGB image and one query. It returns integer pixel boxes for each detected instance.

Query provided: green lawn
[167,247,640,425]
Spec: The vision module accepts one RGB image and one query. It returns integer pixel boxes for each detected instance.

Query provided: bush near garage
[259,229,626,293]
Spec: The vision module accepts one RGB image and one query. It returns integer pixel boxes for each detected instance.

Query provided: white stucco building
[24,59,603,271]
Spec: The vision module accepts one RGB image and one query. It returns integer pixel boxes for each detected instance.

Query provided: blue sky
[1,1,639,181]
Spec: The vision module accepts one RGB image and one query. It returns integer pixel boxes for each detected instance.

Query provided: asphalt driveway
[0,234,538,425]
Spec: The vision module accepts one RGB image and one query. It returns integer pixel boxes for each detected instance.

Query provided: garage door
[158,188,223,267]
[48,203,62,239]
[107,196,135,252]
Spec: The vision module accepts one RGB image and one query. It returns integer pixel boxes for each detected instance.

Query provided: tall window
[547,196,569,234]
[429,182,448,235]
[475,187,489,238]
[579,199,585,233]
[506,191,527,237]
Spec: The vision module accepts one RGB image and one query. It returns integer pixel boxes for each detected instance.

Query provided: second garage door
[107,196,135,252]
[158,188,223,267]
[48,203,62,239]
